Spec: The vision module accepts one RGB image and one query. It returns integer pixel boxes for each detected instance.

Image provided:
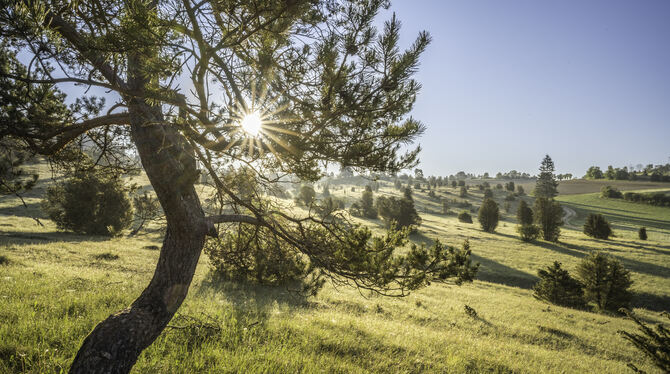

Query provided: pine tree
[1,1,479,370]
[376,189,421,230]
[534,197,563,242]
[458,210,473,223]
[534,155,559,198]
[583,213,612,239]
[361,185,377,219]
[478,198,499,233]
[298,185,316,206]
[533,261,585,309]
[576,252,633,312]
[638,227,648,240]
[517,200,533,225]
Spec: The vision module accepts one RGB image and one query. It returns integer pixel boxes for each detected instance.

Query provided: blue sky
[380,0,670,176]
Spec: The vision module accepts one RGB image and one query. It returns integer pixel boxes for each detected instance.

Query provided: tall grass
[1,178,668,373]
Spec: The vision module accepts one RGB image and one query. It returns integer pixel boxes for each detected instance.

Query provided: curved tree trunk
[68,98,209,372]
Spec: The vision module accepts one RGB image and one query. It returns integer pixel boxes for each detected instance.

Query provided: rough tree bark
[69,107,208,373]
[68,50,210,373]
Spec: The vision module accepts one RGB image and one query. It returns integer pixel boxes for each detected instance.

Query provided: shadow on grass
[0,200,47,220]
[561,201,670,231]
[471,255,538,289]
[410,231,538,290]
[632,292,670,312]
[303,318,516,373]
[535,239,670,279]
[198,273,312,310]
[0,230,109,244]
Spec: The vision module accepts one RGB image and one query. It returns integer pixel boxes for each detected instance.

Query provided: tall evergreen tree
[534,155,559,198]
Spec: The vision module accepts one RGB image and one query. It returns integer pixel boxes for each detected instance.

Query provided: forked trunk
[68,102,208,373]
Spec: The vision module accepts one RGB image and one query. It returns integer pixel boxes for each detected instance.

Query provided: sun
[239,111,263,137]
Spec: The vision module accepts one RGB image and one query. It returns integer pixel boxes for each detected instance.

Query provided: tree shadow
[197,273,312,311]
[471,255,538,289]
[410,231,538,290]
[535,240,670,279]
[0,230,109,244]
[632,292,670,312]
[562,201,670,231]
[0,200,47,220]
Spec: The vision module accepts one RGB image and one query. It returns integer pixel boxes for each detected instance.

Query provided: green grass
[557,191,670,242]
[1,178,669,373]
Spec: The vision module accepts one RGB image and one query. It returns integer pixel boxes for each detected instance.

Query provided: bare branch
[207,214,261,225]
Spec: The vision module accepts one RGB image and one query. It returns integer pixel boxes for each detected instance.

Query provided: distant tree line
[601,186,670,207]
[585,163,670,182]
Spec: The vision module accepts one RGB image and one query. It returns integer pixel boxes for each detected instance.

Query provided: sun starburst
[222,92,300,160]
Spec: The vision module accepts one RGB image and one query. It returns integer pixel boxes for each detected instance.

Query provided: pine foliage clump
[376,187,420,230]
[458,210,472,223]
[361,185,378,219]
[534,197,563,242]
[517,224,541,242]
[619,310,670,373]
[583,213,613,240]
[638,227,647,241]
[576,252,633,313]
[42,172,133,236]
[205,224,323,296]
[478,198,499,233]
[517,200,534,225]
[533,261,585,309]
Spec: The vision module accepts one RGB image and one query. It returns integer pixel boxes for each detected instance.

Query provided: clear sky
[379,0,670,177]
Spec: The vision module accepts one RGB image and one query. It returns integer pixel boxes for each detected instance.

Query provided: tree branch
[3,73,120,92]
[207,214,261,225]
[39,6,130,92]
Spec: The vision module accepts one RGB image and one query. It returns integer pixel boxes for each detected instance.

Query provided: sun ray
[248,137,255,158]
[262,124,300,136]
[264,140,283,163]
[220,137,240,153]
[255,136,264,159]
[263,131,298,155]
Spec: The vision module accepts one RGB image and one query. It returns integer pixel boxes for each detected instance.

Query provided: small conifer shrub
[583,213,612,240]
[533,261,585,309]
[517,224,541,242]
[458,210,472,223]
[576,252,633,312]
[478,198,499,233]
[42,172,133,236]
[638,227,647,240]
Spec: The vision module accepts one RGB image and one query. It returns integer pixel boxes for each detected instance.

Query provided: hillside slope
[1,178,668,373]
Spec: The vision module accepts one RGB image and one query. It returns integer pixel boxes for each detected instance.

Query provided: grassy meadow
[1,173,669,373]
